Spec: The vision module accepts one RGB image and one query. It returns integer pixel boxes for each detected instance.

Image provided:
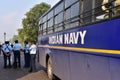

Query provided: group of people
[0,40,37,72]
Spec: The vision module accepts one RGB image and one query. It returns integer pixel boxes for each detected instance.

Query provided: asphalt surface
[0,52,49,80]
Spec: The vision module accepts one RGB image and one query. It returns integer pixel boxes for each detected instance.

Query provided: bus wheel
[47,57,53,80]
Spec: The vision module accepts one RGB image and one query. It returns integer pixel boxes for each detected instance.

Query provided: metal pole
[4,32,6,42]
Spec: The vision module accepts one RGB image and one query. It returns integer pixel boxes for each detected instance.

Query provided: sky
[0,0,60,43]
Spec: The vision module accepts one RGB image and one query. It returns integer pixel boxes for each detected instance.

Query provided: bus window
[65,8,71,29]
[96,0,119,20]
[82,0,93,24]
[48,18,53,28]
[71,2,80,27]
[71,2,79,18]
[55,23,63,32]
[95,0,105,16]
[65,8,71,21]
[43,16,47,22]
[65,0,78,8]
[42,15,47,35]
[48,10,53,19]
[56,12,63,24]
[43,22,47,35]
[55,2,64,15]
[55,12,63,32]
[48,18,53,34]
[93,0,106,20]
[39,18,43,24]
[38,18,43,35]
[65,2,80,29]
[39,24,43,36]
[115,0,120,15]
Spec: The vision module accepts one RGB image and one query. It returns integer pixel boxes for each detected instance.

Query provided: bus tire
[47,57,53,80]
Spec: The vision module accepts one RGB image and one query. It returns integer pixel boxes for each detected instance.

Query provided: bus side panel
[109,58,120,80]
[39,47,46,67]
[69,52,111,80]
[85,54,110,80]
[69,52,87,80]
[51,49,120,80]
[51,49,70,80]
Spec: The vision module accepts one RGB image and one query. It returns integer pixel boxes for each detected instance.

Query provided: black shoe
[26,66,30,68]
[13,66,17,69]
[33,70,37,72]
[8,65,11,68]
[29,70,32,73]
[24,66,28,68]
[18,65,21,68]
[3,66,7,69]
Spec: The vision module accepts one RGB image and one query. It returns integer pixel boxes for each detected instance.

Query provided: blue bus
[38,0,120,80]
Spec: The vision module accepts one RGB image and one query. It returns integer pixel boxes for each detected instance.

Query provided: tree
[18,28,26,42]
[18,2,50,42]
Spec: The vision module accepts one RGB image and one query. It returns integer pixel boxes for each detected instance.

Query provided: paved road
[0,52,50,80]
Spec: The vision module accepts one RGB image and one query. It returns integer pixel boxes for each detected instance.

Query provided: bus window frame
[38,0,120,36]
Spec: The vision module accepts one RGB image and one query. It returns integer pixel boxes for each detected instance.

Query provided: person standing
[29,41,37,72]
[2,41,12,68]
[13,40,22,68]
[24,40,30,68]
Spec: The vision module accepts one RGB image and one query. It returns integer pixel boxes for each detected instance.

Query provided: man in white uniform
[29,41,37,72]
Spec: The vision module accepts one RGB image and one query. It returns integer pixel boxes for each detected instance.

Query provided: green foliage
[18,2,50,42]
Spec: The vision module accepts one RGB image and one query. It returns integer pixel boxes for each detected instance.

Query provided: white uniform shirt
[13,43,22,51]
[29,44,37,54]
